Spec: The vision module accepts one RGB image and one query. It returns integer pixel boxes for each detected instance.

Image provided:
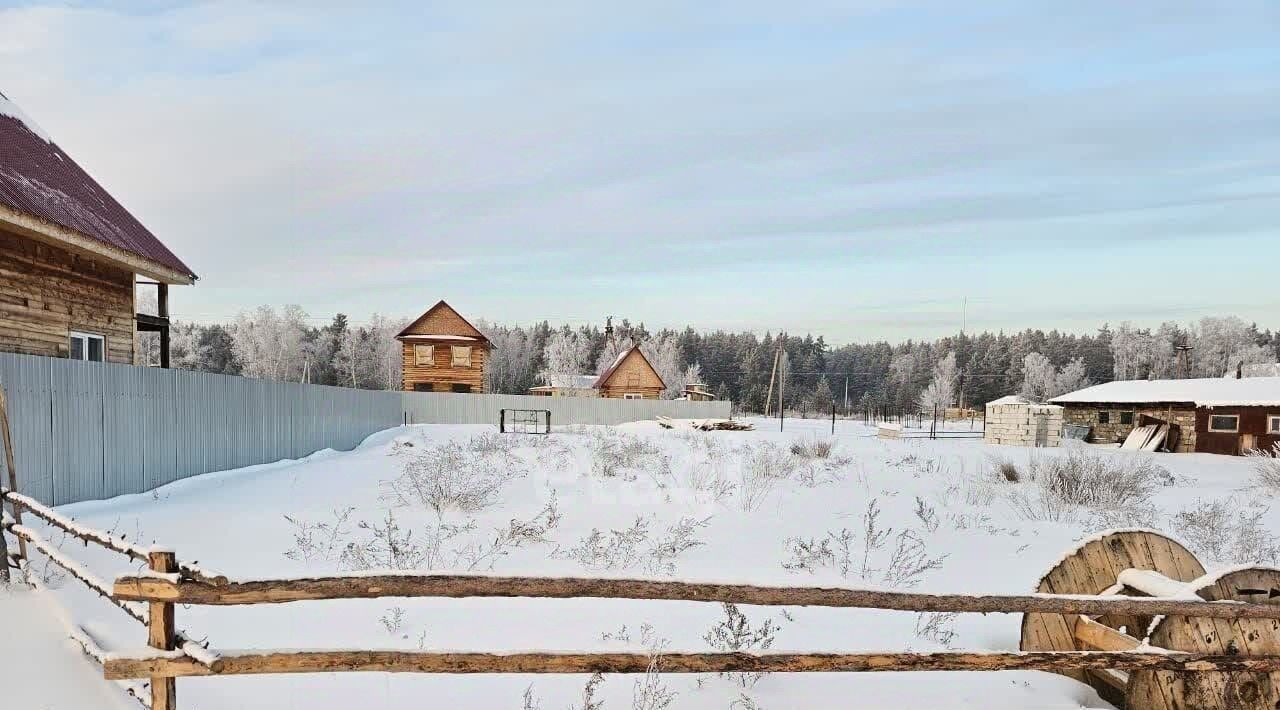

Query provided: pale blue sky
[1,2,1277,341]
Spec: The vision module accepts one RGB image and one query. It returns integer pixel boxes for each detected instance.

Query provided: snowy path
[0,586,135,709]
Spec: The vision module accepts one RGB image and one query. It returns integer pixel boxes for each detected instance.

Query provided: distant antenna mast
[961,297,967,334]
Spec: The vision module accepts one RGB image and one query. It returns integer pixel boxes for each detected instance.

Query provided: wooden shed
[0,91,196,366]
[396,301,489,393]
[593,346,666,399]
[1050,377,1280,455]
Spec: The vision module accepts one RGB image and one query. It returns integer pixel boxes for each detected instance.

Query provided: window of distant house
[1268,416,1280,434]
[1209,414,1240,433]
[413,344,434,367]
[624,393,644,400]
[1098,411,1110,424]
[451,346,472,367]
[69,331,105,362]
[1120,411,1134,425]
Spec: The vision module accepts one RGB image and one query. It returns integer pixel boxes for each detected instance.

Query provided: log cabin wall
[400,341,488,393]
[598,351,665,399]
[0,227,134,364]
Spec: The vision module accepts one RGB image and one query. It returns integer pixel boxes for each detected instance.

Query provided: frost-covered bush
[987,455,1021,483]
[1171,498,1280,566]
[790,439,834,459]
[1006,450,1172,521]
[739,443,800,511]
[589,430,671,480]
[555,515,710,576]
[1247,444,1280,493]
[384,440,525,517]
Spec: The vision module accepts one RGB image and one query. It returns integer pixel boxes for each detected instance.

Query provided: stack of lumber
[1120,423,1169,452]
[656,417,754,431]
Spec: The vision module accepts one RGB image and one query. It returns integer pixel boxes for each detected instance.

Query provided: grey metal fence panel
[48,358,105,505]
[0,353,54,503]
[0,353,733,505]
[401,391,731,427]
[101,362,149,498]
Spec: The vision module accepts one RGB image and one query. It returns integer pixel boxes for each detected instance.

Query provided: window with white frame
[69,331,105,362]
[623,393,644,400]
[451,345,472,367]
[413,344,435,367]
[1208,414,1240,433]
[1269,416,1280,434]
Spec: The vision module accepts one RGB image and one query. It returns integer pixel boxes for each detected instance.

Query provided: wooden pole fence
[113,572,1280,620]
[1,488,227,586]
[104,649,1280,681]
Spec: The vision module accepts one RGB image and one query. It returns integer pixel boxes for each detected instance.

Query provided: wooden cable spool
[1021,529,1280,709]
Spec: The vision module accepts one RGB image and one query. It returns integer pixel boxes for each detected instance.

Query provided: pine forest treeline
[142,304,1280,414]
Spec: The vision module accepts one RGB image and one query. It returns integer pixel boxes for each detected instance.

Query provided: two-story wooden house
[0,91,196,366]
[397,301,490,392]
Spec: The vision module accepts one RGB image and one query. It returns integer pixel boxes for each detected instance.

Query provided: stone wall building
[1050,377,1280,456]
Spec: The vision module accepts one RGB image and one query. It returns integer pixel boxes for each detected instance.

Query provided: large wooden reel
[1020,530,1206,706]
[1128,568,1280,710]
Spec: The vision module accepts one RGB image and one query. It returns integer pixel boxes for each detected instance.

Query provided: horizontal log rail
[113,573,1280,620]
[6,521,221,673]
[2,488,227,586]
[103,649,1280,680]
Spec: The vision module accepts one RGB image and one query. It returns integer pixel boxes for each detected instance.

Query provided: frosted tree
[479,321,539,394]
[1190,316,1273,377]
[540,329,591,387]
[677,362,703,398]
[1019,352,1058,402]
[1020,353,1091,402]
[1110,322,1173,381]
[641,333,684,399]
[367,314,408,390]
[1054,357,1091,395]
[232,305,310,381]
[917,352,957,413]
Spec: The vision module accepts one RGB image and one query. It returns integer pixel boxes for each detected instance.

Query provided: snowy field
[10,417,1280,709]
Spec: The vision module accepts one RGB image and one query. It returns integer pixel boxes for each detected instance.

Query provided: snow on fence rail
[11,502,1280,709]
[1,489,223,710]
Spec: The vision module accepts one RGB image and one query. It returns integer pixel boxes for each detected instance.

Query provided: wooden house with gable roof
[593,346,666,399]
[396,300,489,393]
[0,90,196,366]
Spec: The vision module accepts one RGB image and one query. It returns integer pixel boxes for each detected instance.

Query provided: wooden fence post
[0,383,27,565]
[149,549,179,710]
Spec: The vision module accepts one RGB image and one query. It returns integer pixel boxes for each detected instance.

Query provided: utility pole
[778,333,786,432]
[764,341,781,417]
[1175,344,1193,380]
[843,376,849,414]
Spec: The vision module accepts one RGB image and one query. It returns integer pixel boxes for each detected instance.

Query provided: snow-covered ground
[16,417,1278,709]
[0,586,137,709]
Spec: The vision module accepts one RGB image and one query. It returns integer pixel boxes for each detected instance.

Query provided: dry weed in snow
[782,500,946,588]
[590,430,671,480]
[555,515,710,576]
[1171,497,1280,566]
[703,602,781,689]
[1248,444,1280,494]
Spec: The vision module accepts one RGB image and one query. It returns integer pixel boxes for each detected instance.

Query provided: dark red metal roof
[0,96,195,279]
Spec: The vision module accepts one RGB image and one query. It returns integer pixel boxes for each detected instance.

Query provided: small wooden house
[594,346,666,399]
[396,301,489,393]
[529,346,667,400]
[1050,377,1280,455]
[0,91,196,365]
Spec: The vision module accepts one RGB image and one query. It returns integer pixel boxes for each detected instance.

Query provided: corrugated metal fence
[0,353,730,505]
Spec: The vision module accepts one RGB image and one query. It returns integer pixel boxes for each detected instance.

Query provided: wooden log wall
[0,227,134,363]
